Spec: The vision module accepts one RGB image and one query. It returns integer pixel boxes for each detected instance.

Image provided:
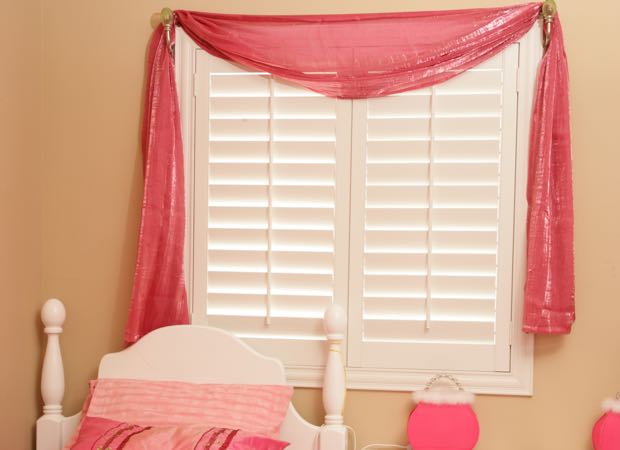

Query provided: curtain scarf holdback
[124,1,574,344]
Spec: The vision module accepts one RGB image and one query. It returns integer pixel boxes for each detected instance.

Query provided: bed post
[320,304,348,449]
[36,298,67,450]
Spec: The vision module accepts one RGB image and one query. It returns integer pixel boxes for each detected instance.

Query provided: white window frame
[176,23,542,396]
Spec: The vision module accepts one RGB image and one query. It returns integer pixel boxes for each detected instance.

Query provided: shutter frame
[347,47,520,372]
[189,50,350,367]
[177,26,538,393]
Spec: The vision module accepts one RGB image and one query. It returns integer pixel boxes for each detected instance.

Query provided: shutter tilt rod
[161,7,175,57]
[541,0,557,51]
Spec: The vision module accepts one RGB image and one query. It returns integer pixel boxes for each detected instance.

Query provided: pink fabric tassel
[126,3,574,341]
[125,26,188,345]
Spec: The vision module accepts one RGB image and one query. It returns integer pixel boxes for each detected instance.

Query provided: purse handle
[424,373,464,391]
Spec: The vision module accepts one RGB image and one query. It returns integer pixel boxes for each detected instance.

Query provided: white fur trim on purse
[413,388,475,405]
[602,398,620,413]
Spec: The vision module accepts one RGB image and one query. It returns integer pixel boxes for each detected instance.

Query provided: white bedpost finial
[322,304,346,426]
[41,298,66,416]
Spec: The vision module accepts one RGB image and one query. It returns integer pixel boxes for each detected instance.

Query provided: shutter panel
[191,52,351,367]
[348,46,520,372]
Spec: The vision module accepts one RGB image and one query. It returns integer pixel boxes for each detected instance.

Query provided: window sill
[287,365,532,396]
[286,334,533,396]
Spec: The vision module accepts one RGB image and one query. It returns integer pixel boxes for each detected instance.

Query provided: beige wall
[30,0,620,449]
[0,0,42,448]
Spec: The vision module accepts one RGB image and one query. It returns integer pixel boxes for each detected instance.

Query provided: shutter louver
[192,53,350,367]
[348,47,520,372]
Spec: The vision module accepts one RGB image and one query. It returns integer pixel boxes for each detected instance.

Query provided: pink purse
[408,374,479,450]
[593,396,620,450]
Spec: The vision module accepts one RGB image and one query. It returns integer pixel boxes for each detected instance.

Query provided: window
[176,26,541,395]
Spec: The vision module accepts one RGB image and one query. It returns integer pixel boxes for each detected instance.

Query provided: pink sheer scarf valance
[176,4,541,98]
[125,2,574,344]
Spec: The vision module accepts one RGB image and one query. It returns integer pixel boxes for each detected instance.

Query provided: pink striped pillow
[85,379,293,439]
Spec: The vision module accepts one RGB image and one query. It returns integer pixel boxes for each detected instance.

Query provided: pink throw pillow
[69,416,289,449]
[85,378,293,438]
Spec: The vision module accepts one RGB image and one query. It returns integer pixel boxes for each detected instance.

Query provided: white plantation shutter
[348,46,520,372]
[190,51,351,367]
[181,28,535,386]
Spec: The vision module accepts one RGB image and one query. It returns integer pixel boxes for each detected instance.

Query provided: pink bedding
[87,378,293,438]
[69,416,289,449]
[85,379,293,439]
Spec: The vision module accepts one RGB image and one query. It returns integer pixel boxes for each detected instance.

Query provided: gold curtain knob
[160,7,174,27]
[542,0,557,20]
[160,7,175,57]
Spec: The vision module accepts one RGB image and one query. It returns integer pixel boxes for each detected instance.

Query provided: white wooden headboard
[36,298,347,450]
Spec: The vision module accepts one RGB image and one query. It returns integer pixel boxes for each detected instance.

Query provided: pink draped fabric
[175,4,542,99]
[125,25,188,344]
[126,2,574,342]
[522,19,574,333]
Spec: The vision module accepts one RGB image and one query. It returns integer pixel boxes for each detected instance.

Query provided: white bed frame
[36,298,347,450]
